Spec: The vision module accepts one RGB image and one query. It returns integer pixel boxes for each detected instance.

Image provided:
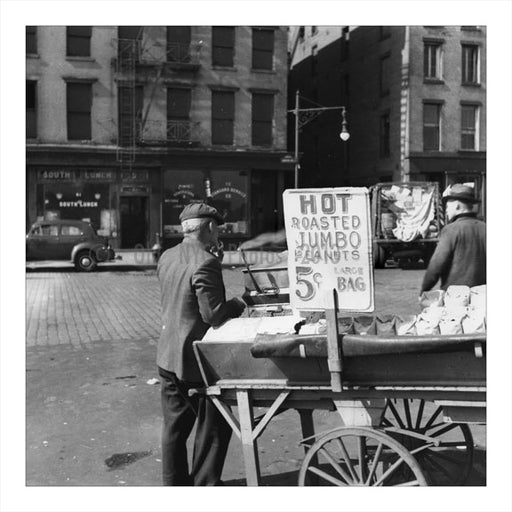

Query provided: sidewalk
[25,249,286,271]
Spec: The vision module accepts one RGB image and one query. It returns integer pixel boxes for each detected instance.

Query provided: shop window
[461,104,479,150]
[211,90,234,145]
[380,112,390,157]
[167,26,191,62]
[212,26,235,67]
[423,102,442,151]
[67,82,92,140]
[26,26,37,55]
[26,80,37,139]
[252,93,274,147]
[162,170,206,235]
[462,44,480,84]
[424,42,443,80]
[380,54,390,96]
[210,171,248,235]
[66,26,92,57]
[252,28,274,70]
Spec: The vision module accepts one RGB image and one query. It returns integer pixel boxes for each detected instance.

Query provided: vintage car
[26,219,116,271]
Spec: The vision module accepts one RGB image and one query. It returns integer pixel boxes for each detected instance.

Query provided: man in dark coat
[421,184,486,292]
[157,203,246,485]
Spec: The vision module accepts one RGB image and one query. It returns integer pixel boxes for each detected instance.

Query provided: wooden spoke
[318,447,355,485]
[358,436,367,483]
[396,480,420,486]
[428,422,460,438]
[403,399,413,429]
[423,406,443,430]
[335,438,358,482]
[308,466,348,486]
[373,456,406,486]
[365,442,384,485]
[380,417,394,427]
[387,400,406,429]
[415,399,425,430]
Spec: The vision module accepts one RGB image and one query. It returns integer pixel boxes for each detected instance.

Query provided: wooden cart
[193,326,486,486]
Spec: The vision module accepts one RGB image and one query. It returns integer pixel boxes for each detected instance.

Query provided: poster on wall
[283,187,374,312]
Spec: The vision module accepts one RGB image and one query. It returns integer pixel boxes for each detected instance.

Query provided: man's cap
[442,184,480,204]
[179,202,225,225]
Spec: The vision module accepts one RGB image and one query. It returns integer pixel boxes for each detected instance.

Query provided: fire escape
[114,28,203,164]
[116,37,138,173]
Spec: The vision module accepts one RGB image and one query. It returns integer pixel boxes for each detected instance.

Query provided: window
[380,54,390,96]
[252,28,274,70]
[311,26,318,35]
[117,26,142,62]
[167,26,191,62]
[118,86,143,144]
[211,90,234,145]
[423,103,441,151]
[462,44,479,84]
[41,225,59,237]
[67,82,92,140]
[26,26,37,54]
[61,225,82,236]
[311,45,318,76]
[380,112,390,157]
[212,27,235,67]
[424,42,443,80]
[252,93,274,147]
[461,104,479,150]
[66,26,92,57]
[26,80,37,139]
[167,88,192,142]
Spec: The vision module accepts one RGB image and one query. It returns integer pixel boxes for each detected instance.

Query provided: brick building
[26,26,294,249]
[288,26,486,213]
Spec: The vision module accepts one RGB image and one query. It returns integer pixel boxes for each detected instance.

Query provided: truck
[370,181,444,268]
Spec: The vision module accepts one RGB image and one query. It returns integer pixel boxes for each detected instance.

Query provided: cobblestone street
[25,267,486,487]
[26,268,424,347]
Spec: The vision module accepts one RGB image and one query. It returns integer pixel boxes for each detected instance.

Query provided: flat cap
[179,202,225,225]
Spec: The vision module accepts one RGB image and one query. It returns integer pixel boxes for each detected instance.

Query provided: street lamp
[288,90,350,188]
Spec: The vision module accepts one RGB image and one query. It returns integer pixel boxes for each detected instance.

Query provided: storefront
[162,168,250,248]
[29,167,160,249]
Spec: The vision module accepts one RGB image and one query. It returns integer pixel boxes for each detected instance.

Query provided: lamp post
[288,90,350,188]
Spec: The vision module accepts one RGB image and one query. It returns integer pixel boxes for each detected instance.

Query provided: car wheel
[74,250,97,272]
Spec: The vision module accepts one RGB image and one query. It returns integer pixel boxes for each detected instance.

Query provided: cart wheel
[381,399,474,485]
[298,426,428,486]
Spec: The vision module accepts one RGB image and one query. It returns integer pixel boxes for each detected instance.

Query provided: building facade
[288,26,486,214]
[26,26,294,249]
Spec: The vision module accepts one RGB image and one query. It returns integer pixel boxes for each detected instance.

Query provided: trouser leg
[190,394,232,486]
[159,368,197,486]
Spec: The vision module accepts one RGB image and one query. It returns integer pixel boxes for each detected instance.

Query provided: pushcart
[193,315,486,486]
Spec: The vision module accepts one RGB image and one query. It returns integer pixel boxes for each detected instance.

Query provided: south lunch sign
[283,188,375,312]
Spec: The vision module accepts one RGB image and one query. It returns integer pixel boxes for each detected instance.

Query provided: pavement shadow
[223,448,486,487]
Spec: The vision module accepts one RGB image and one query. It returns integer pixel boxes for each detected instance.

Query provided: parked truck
[370,181,444,268]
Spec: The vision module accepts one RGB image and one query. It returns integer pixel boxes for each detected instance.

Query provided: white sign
[283,188,374,312]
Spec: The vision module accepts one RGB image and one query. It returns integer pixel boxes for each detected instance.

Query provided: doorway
[120,196,148,248]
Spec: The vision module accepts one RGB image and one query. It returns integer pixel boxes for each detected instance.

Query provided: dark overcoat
[157,238,243,381]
